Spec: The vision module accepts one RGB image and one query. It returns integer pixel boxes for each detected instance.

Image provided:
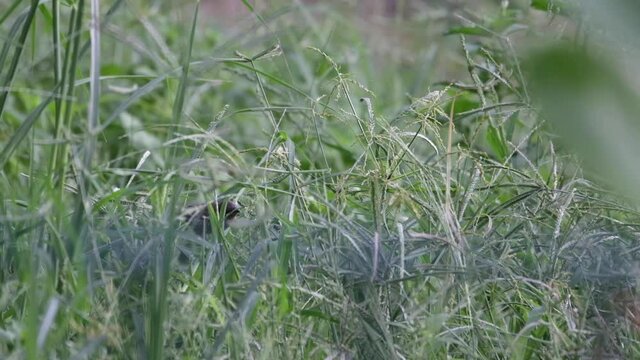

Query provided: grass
[1,0,640,359]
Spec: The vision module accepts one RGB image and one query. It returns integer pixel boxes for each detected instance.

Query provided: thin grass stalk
[65,0,86,255]
[50,0,125,183]
[47,0,65,178]
[70,0,100,228]
[49,6,75,181]
[0,7,26,76]
[0,0,39,119]
[0,0,22,25]
[0,86,60,168]
[149,3,199,359]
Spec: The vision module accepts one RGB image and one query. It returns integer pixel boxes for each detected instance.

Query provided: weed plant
[1,1,639,359]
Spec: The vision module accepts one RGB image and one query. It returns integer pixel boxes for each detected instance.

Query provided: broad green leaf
[445,26,491,37]
[530,0,571,16]
[527,46,640,201]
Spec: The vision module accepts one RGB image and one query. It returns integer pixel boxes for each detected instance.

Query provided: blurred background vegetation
[1,0,640,359]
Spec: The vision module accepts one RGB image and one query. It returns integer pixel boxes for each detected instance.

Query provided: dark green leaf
[445,26,491,37]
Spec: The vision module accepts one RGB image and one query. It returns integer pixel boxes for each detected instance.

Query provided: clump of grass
[1,1,640,359]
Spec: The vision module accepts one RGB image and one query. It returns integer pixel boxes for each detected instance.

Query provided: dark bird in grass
[180,199,240,235]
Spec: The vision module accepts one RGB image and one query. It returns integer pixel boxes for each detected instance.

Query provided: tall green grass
[1,1,640,359]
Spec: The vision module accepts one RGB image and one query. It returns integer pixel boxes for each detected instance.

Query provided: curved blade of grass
[0,0,39,119]
[0,84,60,168]
[149,3,200,359]
[0,0,22,25]
[0,11,26,92]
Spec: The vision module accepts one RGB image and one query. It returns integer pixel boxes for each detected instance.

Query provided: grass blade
[0,0,39,119]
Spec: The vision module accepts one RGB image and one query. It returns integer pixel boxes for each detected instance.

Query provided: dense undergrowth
[1,1,640,359]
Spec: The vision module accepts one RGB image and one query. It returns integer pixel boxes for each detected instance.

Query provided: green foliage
[527,45,640,201]
[1,0,640,359]
[530,0,572,15]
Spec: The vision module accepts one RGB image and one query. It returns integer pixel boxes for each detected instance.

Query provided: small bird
[180,199,240,235]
